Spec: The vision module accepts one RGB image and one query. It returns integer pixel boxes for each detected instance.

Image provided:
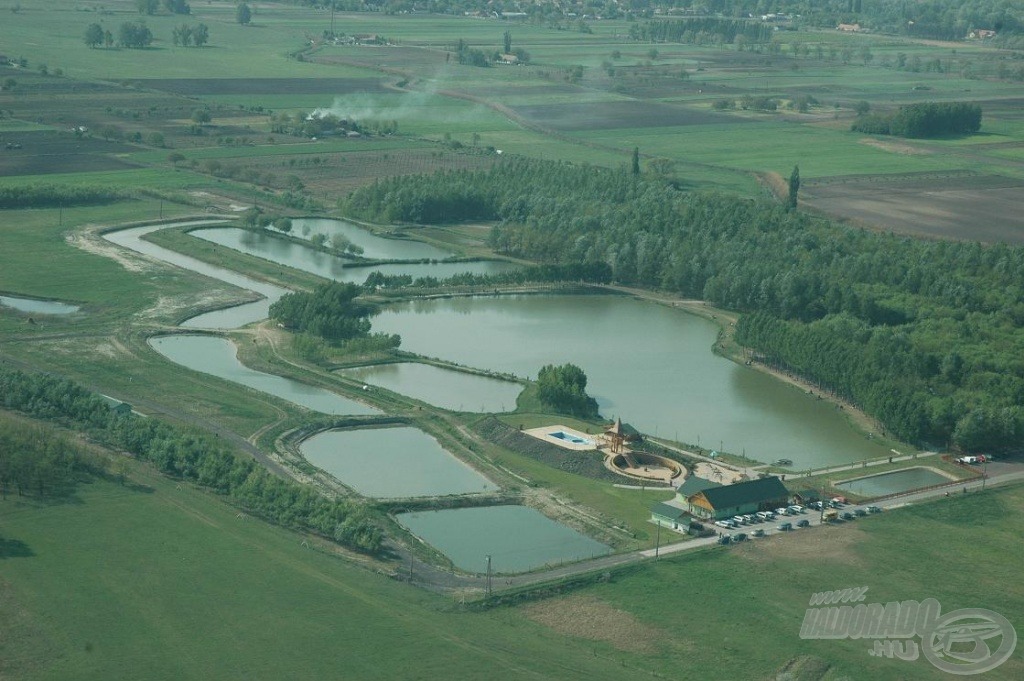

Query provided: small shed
[650,502,687,530]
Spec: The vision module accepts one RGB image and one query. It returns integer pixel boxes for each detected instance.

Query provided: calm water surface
[339,363,522,412]
[293,218,455,260]
[0,295,79,315]
[300,427,496,498]
[149,335,378,415]
[372,295,892,468]
[190,227,517,284]
[397,505,610,573]
[104,223,287,329]
[835,467,953,497]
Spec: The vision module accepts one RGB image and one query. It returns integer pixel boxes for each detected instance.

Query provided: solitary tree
[84,23,104,48]
[503,30,511,54]
[192,23,209,47]
[788,164,800,209]
[631,146,640,176]
[236,2,251,25]
[191,108,211,126]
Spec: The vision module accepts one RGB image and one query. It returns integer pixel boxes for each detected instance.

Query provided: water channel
[339,362,522,413]
[104,223,288,329]
[371,295,893,469]
[0,294,80,315]
[397,505,611,573]
[299,427,496,498]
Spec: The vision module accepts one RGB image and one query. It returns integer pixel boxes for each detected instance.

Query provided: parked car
[797,519,811,528]
[824,510,839,522]
[752,528,766,537]
[714,520,732,529]
[841,512,856,521]
[775,507,790,516]
[831,496,847,505]
[867,506,882,514]
[756,511,775,521]
[778,521,793,531]
[732,515,747,526]
[718,535,732,545]
[854,508,868,517]
[742,514,757,524]
[788,505,805,514]
[733,533,747,542]
[809,501,824,511]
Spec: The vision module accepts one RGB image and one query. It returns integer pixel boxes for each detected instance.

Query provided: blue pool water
[549,431,594,445]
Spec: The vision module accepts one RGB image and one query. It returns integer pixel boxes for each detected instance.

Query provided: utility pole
[982,460,988,491]
[485,554,492,597]
[655,521,661,559]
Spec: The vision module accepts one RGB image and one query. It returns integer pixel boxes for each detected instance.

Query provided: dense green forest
[0,418,108,498]
[536,363,600,418]
[342,159,1024,452]
[851,102,983,138]
[0,367,383,551]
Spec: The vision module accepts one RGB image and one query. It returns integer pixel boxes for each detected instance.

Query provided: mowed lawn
[3,452,1023,680]
[565,483,1024,680]
[0,467,666,681]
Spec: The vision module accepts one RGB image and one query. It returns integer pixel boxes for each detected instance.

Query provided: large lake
[372,295,892,468]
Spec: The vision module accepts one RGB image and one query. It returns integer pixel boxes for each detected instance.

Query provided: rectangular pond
[338,362,522,413]
[396,505,610,574]
[299,427,496,498]
[834,467,955,497]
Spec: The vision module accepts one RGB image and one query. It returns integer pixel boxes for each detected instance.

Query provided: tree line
[341,158,1024,451]
[0,418,110,499]
[851,102,982,138]
[0,366,383,552]
[0,184,130,208]
[85,21,209,49]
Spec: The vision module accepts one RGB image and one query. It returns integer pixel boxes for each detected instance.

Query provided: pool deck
[523,425,598,451]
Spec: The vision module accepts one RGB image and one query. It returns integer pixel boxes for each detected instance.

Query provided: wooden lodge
[686,476,789,520]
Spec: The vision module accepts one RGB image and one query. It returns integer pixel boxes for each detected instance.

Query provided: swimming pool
[549,431,594,446]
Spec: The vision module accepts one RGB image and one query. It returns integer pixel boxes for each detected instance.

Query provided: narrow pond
[0,295,80,315]
[149,335,378,415]
[300,427,496,498]
[189,227,518,284]
[397,505,611,574]
[293,217,455,261]
[835,467,955,497]
[339,363,522,413]
[104,223,288,329]
[372,295,893,469]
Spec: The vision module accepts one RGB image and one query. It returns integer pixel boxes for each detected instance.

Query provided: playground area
[523,420,685,485]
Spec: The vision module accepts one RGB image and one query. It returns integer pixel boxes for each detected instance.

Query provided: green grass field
[3,440,1022,680]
